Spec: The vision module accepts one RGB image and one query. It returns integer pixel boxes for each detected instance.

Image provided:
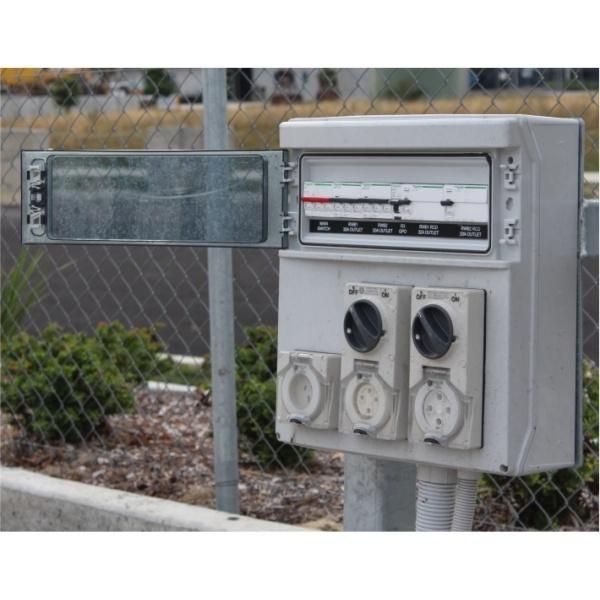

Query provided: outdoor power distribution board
[275,114,583,476]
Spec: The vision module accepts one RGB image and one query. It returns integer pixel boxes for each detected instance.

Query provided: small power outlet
[277,350,341,429]
[339,282,412,440]
[409,287,485,449]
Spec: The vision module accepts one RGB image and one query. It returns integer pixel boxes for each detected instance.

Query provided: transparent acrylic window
[48,154,266,243]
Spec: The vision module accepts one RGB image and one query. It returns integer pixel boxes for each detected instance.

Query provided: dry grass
[229,91,599,151]
[2,91,598,169]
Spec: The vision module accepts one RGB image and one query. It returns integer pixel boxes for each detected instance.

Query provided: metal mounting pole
[344,455,416,531]
[203,68,240,514]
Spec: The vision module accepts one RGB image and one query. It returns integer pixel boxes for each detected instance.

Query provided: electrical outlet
[339,282,412,440]
[409,287,485,449]
[277,350,341,429]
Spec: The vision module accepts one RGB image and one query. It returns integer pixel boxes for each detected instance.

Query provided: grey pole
[202,68,240,514]
[344,455,416,531]
[453,68,471,99]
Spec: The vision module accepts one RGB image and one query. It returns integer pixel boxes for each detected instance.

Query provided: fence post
[344,456,416,531]
[452,67,471,99]
[202,68,240,514]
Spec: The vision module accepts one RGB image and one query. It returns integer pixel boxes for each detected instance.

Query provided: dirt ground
[0,387,344,530]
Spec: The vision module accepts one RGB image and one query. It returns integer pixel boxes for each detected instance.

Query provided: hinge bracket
[499,218,519,245]
[500,157,519,190]
[280,161,297,185]
[27,162,47,234]
[281,214,294,236]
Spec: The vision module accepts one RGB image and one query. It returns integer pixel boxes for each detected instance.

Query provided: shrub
[0,322,169,443]
[143,69,176,98]
[318,68,338,88]
[94,321,171,384]
[236,325,277,382]
[317,69,340,101]
[49,75,83,111]
[481,359,599,529]
[234,325,312,469]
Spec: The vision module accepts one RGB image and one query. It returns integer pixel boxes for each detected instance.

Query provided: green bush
[318,68,339,88]
[0,322,169,443]
[236,325,278,383]
[481,359,599,529]
[94,321,171,384]
[49,76,84,110]
[143,69,176,98]
[234,325,312,469]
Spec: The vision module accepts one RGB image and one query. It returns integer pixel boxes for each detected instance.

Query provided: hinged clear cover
[21,150,287,248]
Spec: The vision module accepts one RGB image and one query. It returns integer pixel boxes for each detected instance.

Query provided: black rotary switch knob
[344,300,384,353]
[412,304,455,359]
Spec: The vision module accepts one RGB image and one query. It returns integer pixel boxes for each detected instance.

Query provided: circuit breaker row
[277,283,485,450]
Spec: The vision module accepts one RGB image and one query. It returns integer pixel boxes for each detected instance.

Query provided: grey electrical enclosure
[275,115,583,477]
[21,114,583,478]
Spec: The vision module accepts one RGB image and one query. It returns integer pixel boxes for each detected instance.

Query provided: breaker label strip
[308,219,488,239]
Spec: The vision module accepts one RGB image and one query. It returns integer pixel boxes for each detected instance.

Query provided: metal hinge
[499,218,519,245]
[500,156,519,190]
[280,161,297,240]
[27,163,46,205]
[26,162,47,231]
[281,214,294,236]
[280,161,297,185]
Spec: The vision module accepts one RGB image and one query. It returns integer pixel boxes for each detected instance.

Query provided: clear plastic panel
[47,153,267,244]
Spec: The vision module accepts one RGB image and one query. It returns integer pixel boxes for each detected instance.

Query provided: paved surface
[1,206,279,355]
[2,205,598,362]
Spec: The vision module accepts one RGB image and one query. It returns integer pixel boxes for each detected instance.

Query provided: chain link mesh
[1,67,598,530]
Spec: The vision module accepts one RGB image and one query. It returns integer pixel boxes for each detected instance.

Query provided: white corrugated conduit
[451,470,481,531]
[415,465,457,531]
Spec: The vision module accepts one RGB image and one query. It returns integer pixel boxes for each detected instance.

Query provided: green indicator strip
[306,182,487,188]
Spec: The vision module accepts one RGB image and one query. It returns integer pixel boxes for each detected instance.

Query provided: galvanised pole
[203,68,240,514]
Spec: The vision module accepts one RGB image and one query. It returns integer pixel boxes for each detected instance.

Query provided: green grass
[0,249,44,347]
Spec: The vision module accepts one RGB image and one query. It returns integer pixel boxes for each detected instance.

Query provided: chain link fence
[1,68,598,530]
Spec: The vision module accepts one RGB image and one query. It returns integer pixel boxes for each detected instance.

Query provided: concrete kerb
[0,467,304,532]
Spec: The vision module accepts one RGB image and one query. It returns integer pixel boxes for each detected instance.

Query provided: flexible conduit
[415,466,457,531]
[451,473,480,531]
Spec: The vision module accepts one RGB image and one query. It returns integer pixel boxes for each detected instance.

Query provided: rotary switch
[412,304,455,359]
[343,300,384,353]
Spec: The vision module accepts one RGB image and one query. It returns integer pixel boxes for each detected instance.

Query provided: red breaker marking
[302,196,331,203]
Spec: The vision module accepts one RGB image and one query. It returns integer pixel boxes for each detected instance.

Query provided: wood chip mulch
[0,388,343,530]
